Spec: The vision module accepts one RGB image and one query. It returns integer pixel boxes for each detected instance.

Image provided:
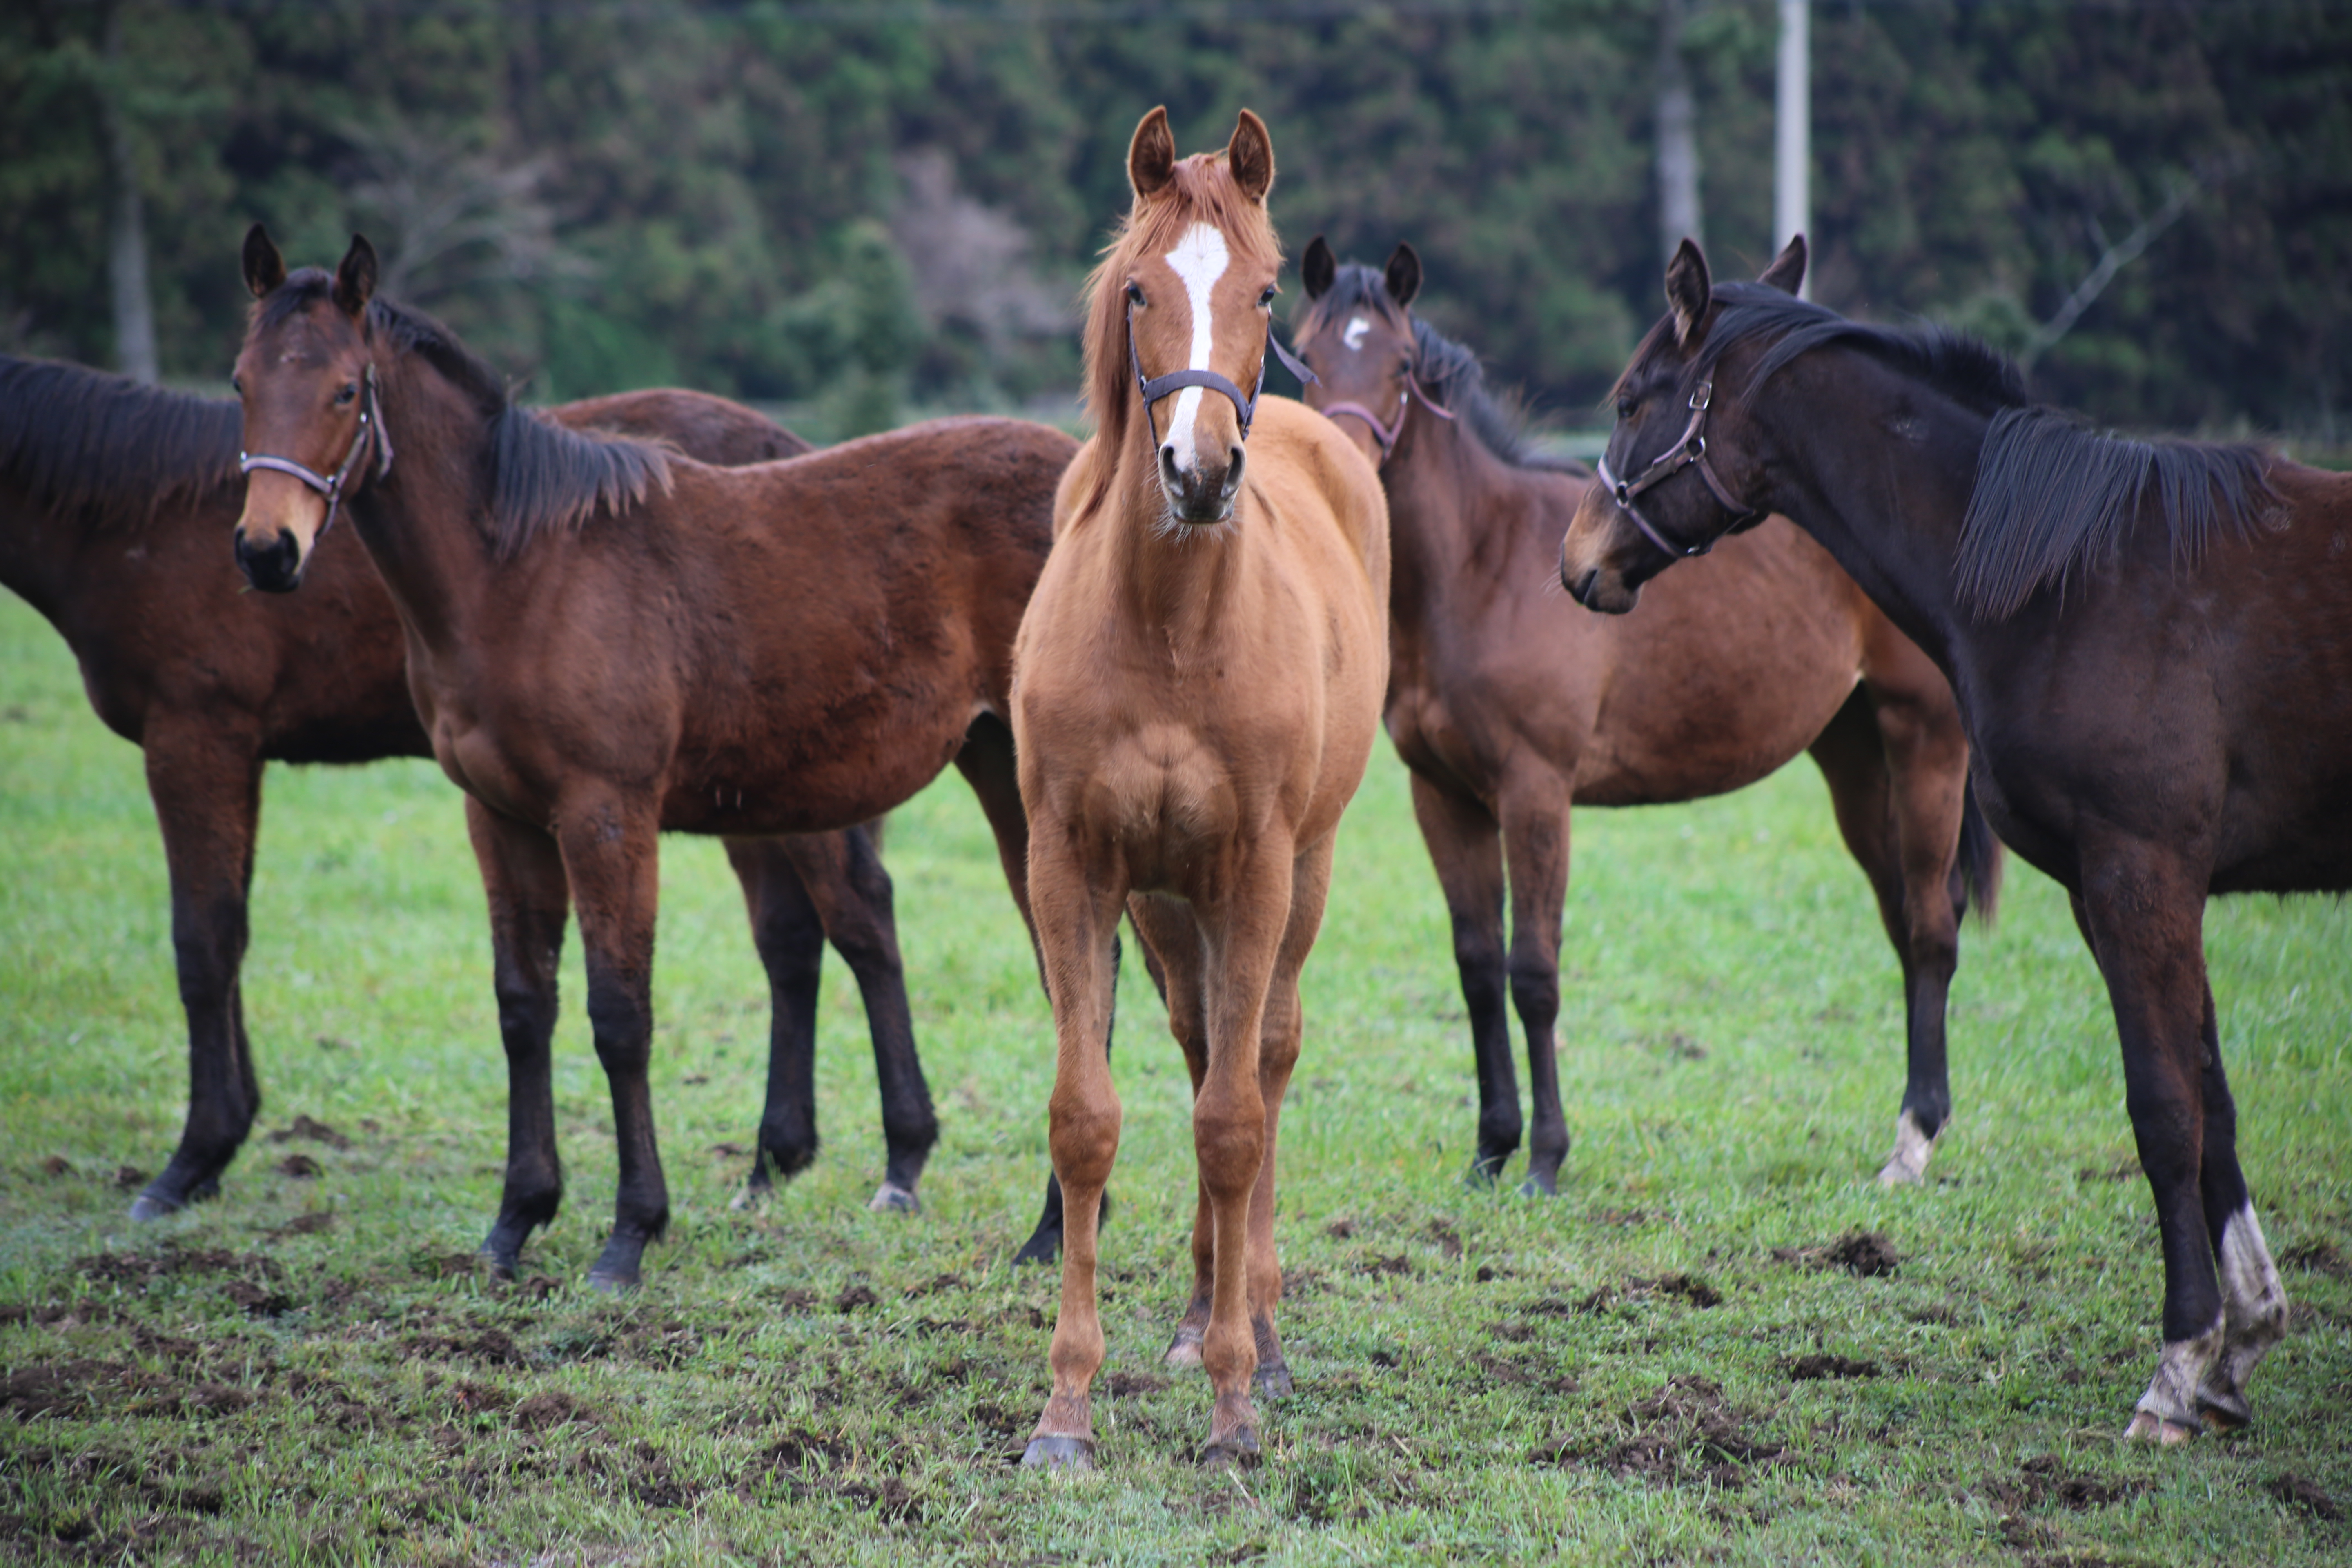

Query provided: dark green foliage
[1,1,2346,438]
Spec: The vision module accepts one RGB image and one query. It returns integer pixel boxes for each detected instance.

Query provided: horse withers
[0,352,933,1223]
[1562,235,2345,1442]
[1291,238,1995,1192]
[1012,108,1389,1469]
[229,227,1082,1287]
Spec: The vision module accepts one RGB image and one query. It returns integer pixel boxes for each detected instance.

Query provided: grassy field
[1,586,2346,1566]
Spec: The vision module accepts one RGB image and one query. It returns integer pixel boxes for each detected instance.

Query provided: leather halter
[238,363,395,543]
[1320,371,1455,466]
[1594,379,1756,559]
[1128,303,1318,452]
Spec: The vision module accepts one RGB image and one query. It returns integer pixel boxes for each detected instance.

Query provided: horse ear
[332,234,378,318]
[1227,109,1274,204]
[1384,242,1422,310]
[1758,234,1807,296]
[1128,106,1176,200]
[1665,237,1712,347]
[243,223,287,299]
[1302,235,1335,300]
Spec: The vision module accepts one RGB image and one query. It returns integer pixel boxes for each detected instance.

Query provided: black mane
[1686,280,2280,620]
[0,354,241,525]
[1299,262,1582,474]
[266,270,671,560]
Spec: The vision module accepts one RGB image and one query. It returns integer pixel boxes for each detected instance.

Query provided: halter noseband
[1320,370,1456,467]
[238,363,395,542]
[1593,380,1757,559]
[1128,303,1319,452]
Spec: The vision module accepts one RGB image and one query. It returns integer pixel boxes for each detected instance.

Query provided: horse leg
[2189,978,2287,1429]
[1808,685,1967,1184]
[131,727,265,1219]
[1497,776,1573,1196]
[553,798,667,1290]
[1408,774,1518,1184]
[1239,835,1335,1399]
[961,714,1117,1265]
[721,838,824,1205]
[2075,842,2228,1443]
[1127,894,1213,1371]
[1021,837,1127,1472]
[467,799,572,1276]
[782,826,937,1212]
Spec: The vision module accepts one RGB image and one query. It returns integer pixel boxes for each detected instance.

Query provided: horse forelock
[0,354,240,528]
[1080,151,1281,512]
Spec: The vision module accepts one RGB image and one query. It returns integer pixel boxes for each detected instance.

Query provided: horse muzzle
[1159,441,1245,525]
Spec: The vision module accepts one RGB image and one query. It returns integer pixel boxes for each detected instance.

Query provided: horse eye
[1125,282,1145,307]
[230,375,243,396]
[335,382,358,407]
[1615,397,1635,421]
[1258,285,1277,308]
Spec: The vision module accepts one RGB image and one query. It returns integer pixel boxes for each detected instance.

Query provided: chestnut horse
[228,228,1080,1285]
[1291,240,1999,1192]
[0,352,943,1222]
[1013,108,1388,1469]
[1562,235,2343,1441]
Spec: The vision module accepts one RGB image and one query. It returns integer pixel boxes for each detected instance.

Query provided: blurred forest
[3,0,2347,443]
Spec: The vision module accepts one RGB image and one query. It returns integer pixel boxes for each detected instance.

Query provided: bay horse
[1291,239,1999,1192]
[1012,108,1389,1469]
[1562,234,2342,1442]
[0,351,949,1223]
[227,225,1084,1285]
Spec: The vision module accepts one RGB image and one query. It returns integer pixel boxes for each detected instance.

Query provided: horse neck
[1099,427,1254,647]
[1383,415,1551,632]
[344,349,495,653]
[0,484,88,622]
[1750,352,1984,674]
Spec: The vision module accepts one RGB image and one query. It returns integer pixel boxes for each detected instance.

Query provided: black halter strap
[1319,371,1456,467]
[238,363,394,542]
[1593,379,1756,559]
[1129,305,1319,451]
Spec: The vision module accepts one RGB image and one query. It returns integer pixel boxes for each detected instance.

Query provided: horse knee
[585,974,653,1065]
[1506,955,1560,1026]
[1048,1100,1121,1191]
[1192,1103,1265,1193]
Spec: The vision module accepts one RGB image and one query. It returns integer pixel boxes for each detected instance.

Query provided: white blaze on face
[1159,222,1230,472]
[1343,316,1371,352]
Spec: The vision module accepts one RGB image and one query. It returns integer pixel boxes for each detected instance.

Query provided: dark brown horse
[229,227,1082,1287]
[0,351,950,1223]
[1292,239,1998,1194]
[1561,235,2341,1442]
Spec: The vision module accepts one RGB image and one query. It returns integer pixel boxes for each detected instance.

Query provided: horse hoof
[477,1247,518,1282]
[2197,1388,2252,1431]
[1516,1173,1559,1199]
[1254,1361,1293,1398]
[127,1189,183,1223]
[585,1268,640,1294]
[1011,1231,1060,1267]
[1874,1158,1925,1187]
[1021,1435,1095,1472]
[2123,1410,2199,1446]
[1163,1329,1205,1369]
[1199,1428,1261,1467]
[868,1183,921,1215]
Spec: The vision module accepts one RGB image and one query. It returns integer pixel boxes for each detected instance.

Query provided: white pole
[1775,0,1811,300]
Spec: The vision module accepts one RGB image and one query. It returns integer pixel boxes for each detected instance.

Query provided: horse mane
[1294,261,1580,474]
[263,270,671,561]
[1079,150,1282,514]
[1670,280,2280,620]
[0,354,241,526]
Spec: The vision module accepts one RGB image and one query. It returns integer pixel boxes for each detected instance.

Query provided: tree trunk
[1655,0,1702,263]
[102,4,159,384]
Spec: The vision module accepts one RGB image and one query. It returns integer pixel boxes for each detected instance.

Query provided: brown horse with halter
[227,227,1082,1286]
[0,351,948,1225]
[1013,108,1388,1469]
[1290,239,1999,1194]
[1563,234,2343,1442]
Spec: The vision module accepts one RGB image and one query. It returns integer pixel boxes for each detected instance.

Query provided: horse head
[230,225,390,593]
[1559,235,1802,612]
[1292,237,1432,470]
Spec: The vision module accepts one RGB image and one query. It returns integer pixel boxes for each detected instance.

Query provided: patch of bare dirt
[1535,1375,1784,1488]
[2267,1472,2342,1522]
[1784,1354,1880,1380]
[1324,1218,1356,1240]
[834,1284,880,1312]
[274,1154,321,1178]
[265,1211,336,1239]
[1357,1254,1412,1280]
[113,1165,149,1189]
[1829,1231,1900,1276]
[1104,1371,1168,1396]
[39,1156,72,1177]
[512,1390,602,1431]
[1424,1221,1464,1261]
[76,1244,277,1289]
[1985,1455,2152,1513]
[2281,1241,2350,1280]
[267,1115,352,1151]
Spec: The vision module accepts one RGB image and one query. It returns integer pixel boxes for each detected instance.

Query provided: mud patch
[265,1211,336,1239]
[835,1284,880,1312]
[1536,1376,1784,1488]
[2266,1472,2342,1523]
[1423,1222,1463,1261]
[39,1156,72,1177]
[1829,1231,1900,1277]
[268,1115,352,1151]
[2281,1241,2350,1280]
[1784,1354,1879,1380]
[1357,1254,1412,1281]
[512,1390,603,1431]
[1987,1455,2152,1513]
[76,1244,277,1289]
[1105,1371,1169,1396]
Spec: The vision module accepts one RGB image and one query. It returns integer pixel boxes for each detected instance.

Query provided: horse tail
[1956,773,2003,929]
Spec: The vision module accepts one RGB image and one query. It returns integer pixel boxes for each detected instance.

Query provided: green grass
[1,587,2347,1566]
